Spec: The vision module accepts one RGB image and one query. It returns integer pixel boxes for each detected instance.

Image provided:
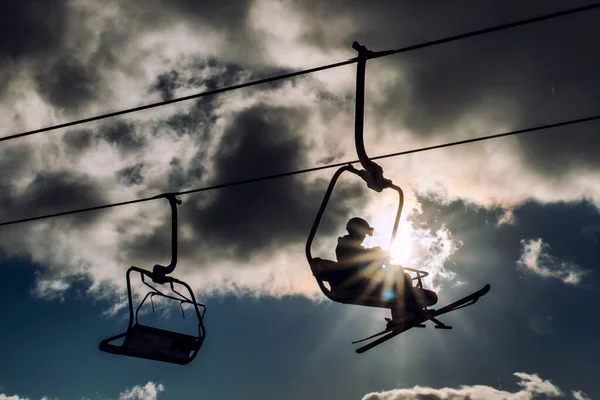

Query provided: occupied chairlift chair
[306,41,436,311]
[99,194,207,365]
[306,164,434,310]
[306,42,490,353]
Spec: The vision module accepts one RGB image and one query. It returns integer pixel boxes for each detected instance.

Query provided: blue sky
[1,1,599,399]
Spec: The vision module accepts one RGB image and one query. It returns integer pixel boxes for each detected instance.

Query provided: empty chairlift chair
[99,194,207,365]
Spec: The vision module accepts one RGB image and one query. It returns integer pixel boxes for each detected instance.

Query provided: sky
[0,1,599,399]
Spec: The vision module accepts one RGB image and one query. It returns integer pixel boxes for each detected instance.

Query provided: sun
[362,211,415,266]
[359,193,417,266]
[388,223,414,265]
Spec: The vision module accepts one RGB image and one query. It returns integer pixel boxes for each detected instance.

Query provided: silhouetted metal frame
[98,267,207,364]
[403,267,428,289]
[352,41,395,192]
[305,164,404,305]
[306,42,412,305]
[151,193,181,281]
[98,194,207,365]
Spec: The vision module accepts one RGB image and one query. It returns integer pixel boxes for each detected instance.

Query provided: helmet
[346,217,374,236]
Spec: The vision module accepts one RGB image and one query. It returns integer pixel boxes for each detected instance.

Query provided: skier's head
[346,217,374,238]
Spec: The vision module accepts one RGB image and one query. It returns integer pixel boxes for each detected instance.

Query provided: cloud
[1,0,600,307]
[119,382,164,400]
[572,391,592,400]
[0,1,67,61]
[289,1,600,209]
[0,394,29,400]
[0,382,164,400]
[361,372,564,400]
[518,238,588,284]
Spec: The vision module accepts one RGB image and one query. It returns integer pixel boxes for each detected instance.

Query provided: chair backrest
[309,257,378,305]
[308,257,338,298]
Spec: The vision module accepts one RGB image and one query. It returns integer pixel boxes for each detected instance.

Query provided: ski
[352,328,391,344]
[355,284,490,354]
[432,284,490,317]
[355,323,416,353]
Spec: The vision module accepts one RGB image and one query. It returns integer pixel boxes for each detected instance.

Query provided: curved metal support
[306,164,404,262]
[152,193,182,283]
[306,165,353,261]
[352,41,393,193]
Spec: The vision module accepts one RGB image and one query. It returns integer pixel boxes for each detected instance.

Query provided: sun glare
[388,224,414,265]
[363,209,415,266]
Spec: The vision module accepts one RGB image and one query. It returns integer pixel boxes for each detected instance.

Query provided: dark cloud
[116,163,145,186]
[0,164,106,228]
[126,104,368,264]
[294,1,600,178]
[151,70,179,101]
[98,121,145,153]
[193,59,245,91]
[167,158,187,190]
[140,0,253,38]
[0,2,106,113]
[113,0,260,67]
[0,1,70,107]
[0,146,34,217]
[188,105,363,257]
[163,96,218,145]
[0,1,66,61]
[19,171,106,225]
[392,7,600,143]
[35,55,100,111]
[515,121,600,175]
[64,121,146,155]
[151,59,260,146]
[62,129,94,151]
[157,58,294,142]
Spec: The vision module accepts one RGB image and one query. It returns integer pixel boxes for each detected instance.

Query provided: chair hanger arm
[151,193,181,281]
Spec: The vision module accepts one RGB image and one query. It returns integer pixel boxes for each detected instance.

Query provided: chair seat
[309,257,437,309]
[101,324,200,365]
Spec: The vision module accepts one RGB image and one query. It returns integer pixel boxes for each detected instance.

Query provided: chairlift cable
[365,3,600,61]
[1,113,598,227]
[0,3,598,144]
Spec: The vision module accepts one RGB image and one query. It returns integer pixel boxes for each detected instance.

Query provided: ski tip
[481,284,491,294]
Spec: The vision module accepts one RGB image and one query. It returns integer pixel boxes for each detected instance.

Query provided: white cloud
[0,394,56,400]
[572,390,592,400]
[0,394,29,400]
[119,382,164,400]
[361,372,564,400]
[518,238,589,285]
[0,382,164,400]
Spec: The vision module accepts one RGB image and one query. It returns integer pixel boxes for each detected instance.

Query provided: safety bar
[125,266,206,336]
[402,267,429,289]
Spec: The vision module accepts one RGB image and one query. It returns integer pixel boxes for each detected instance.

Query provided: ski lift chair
[306,41,490,353]
[99,194,207,365]
[306,165,438,310]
